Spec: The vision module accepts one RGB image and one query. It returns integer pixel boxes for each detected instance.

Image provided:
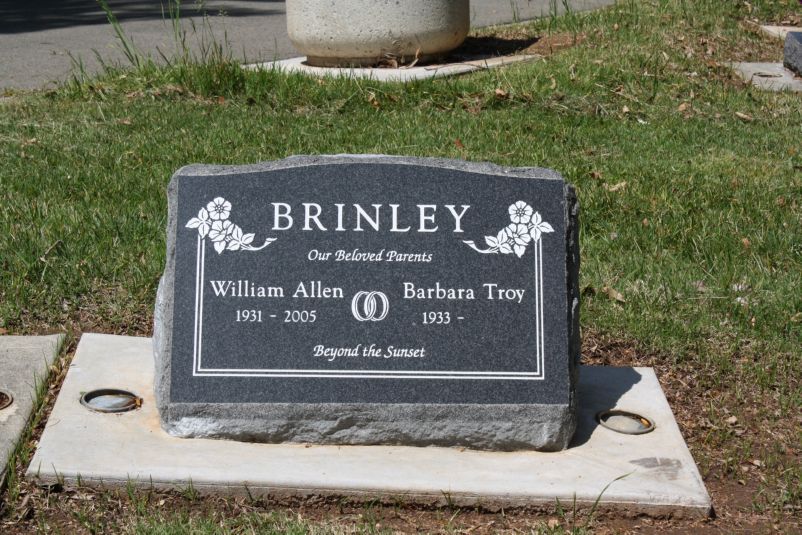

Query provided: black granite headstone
[154,155,580,451]
[785,31,802,76]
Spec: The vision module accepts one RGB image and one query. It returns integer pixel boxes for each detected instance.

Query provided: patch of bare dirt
[523,32,587,56]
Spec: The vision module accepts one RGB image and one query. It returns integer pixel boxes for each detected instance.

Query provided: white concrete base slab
[244,54,541,81]
[731,62,802,92]
[28,334,711,517]
[1,334,64,485]
[760,25,800,40]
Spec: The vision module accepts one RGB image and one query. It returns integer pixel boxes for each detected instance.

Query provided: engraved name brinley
[182,196,552,379]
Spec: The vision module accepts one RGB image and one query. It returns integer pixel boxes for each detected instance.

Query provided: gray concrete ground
[0,335,64,485]
[731,61,802,93]
[29,333,711,516]
[248,53,541,81]
[760,24,801,40]
[1,0,615,91]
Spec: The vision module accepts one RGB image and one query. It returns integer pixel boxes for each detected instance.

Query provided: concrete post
[286,0,470,67]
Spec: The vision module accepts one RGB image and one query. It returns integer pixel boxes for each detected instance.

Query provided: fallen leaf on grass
[494,88,508,99]
[677,102,689,112]
[602,285,625,303]
[735,111,753,122]
[589,170,602,180]
[603,181,627,192]
[367,92,380,109]
[726,415,738,425]
[454,138,465,150]
[741,237,751,248]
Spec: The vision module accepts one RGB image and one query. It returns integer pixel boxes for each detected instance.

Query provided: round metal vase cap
[80,389,141,413]
[0,390,13,410]
[596,409,655,435]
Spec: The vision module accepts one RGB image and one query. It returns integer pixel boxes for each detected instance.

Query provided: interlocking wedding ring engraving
[351,291,389,321]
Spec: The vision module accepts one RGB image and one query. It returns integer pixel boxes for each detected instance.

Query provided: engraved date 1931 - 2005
[236,309,317,323]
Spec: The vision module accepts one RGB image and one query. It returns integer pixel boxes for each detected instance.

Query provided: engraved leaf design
[186,208,211,238]
[231,224,243,242]
[528,211,554,242]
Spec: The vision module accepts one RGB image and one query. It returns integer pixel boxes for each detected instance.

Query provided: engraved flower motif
[508,201,534,224]
[185,207,211,238]
[209,219,233,242]
[206,197,231,221]
[187,198,276,254]
[505,223,531,257]
[463,201,553,256]
[528,212,554,242]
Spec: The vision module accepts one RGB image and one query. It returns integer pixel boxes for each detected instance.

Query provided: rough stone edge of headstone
[565,182,580,441]
[784,31,802,76]
[161,402,574,451]
[171,154,565,181]
[153,155,577,451]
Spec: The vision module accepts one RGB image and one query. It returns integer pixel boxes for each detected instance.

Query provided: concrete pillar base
[305,53,444,68]
[287,0,469,68]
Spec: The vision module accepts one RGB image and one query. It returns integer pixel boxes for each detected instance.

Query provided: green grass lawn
[1,0,800,531]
